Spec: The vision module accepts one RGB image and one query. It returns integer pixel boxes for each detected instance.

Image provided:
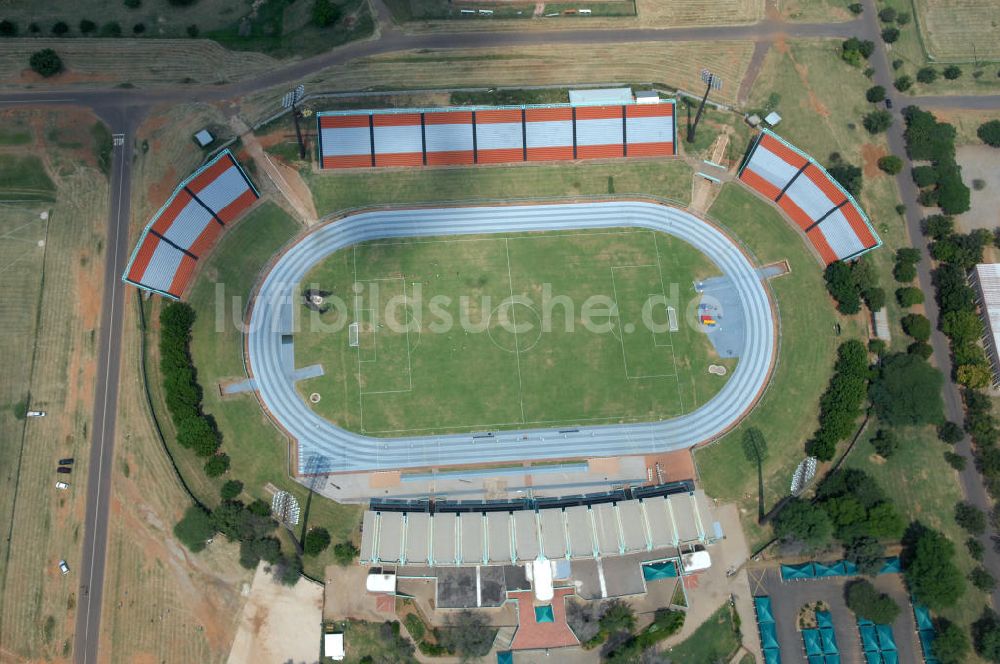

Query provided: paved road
[247,202,775,475]
[0,5,996,662]
[860,0,1000,610]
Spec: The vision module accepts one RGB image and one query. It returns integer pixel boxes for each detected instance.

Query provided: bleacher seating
[738,130,881,265]
[123,150,258,298]
[318,101,676,169]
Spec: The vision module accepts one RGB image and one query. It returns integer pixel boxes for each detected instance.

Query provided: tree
[943,65,962,80]
[824,261,861,314]
[939,421,964,444]
[945,452,966,470]
[955,502,987,535]
[845,579,901,624]
[974,608,1000,662]
[895,11,910,24]
[186,24,199,37]
[881,27,900,43]
[871,429,899,458]
[51,21,69,35]
[440,610,496,661]
[917,66,939,84]
[239,536,281,569]
[912,165,938,188]
[0,20,16,36]
[848,2,863,13]
[878,155,903,174]
[844,536,886,575]
[958,363,993,389]
[870,351,945,426]
[303,527,332,556]
[903,106,957,162]
[774,498,833,548]
[979,120,1000,148]
[908,341,933,359]
[312,0,342,27]
[866,85,886,103]
[174,505,214,552]
[273,553,302,585]
[895,75,913,91]
[333,540,359,566]
[971,567,997,592]
[903,524,966,610]
[79,19,96,34]
[941,309,983,345]
[124,0,141,7]
[923,214,954,239]
[133,23,146,34]
[901,313,931,341]
[878,7,896,21]
[100,21,122,37]
[203,452,230,477]
[828,162,863,197]
[893,261,917,283]
[29,49,63,77]
[937,163,971,214]
[896,287,924,307]
[220,479,243,501]
[933,619,971,664]
[968,537,985,560]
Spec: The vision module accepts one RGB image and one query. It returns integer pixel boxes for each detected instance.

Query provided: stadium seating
[318,101,676,169]
[738,130,881,265]
[123,150,258,298]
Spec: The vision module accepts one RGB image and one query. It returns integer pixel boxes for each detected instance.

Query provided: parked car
[55,482,69,490]
[58,560,70,575]
[885,98,893,109]
[58,458,74,465]
[57,467,72,474]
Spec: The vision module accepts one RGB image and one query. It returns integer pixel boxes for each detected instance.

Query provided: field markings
[352,246,365,431]
[609,265,677,381]
[503,237,526,424]
[654,232,686,413]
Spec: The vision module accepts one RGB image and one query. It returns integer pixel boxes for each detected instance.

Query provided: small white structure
[365,571,397,594]
[635,90,661,104]
[763,112,782,127]
[746,114,762,127]
[324,632,345,661]
[872,307,891,342]
[530,558,554,602]
[194,129,214,147]
[681,550,711,573]
[26,411,45,417]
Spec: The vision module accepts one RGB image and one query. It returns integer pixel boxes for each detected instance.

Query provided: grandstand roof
[738,130,880,265]
[122,150,258,298]
[359,491,719,566]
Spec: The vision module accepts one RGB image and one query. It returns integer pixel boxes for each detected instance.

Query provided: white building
[972,264,1000,389]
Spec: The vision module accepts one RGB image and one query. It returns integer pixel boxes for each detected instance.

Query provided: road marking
[80,133,127,664]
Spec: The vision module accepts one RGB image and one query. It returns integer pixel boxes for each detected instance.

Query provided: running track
[247,201,776,474]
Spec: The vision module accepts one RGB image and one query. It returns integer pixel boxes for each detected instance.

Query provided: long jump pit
[244,200,777,477]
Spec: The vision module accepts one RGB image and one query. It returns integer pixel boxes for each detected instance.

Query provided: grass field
[668,602,742,662]
[296,227,731,436]
[0,112,108,660]
[779,0,854,22]
[911,0,1000,61]
[0,154,56,201]
[304,160,694,217]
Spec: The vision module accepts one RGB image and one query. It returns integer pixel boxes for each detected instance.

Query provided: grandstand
[122,150,259,299]
[317,101,676,169]
[738,130,880,265]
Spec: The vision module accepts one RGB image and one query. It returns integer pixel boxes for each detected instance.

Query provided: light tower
[686,69,722,144]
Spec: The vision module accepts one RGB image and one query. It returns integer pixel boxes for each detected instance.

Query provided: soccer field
[294,227,736,436]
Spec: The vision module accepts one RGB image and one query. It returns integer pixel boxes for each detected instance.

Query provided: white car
[55,482,69,490]
[26,411,46,417]
[58,560,70,575]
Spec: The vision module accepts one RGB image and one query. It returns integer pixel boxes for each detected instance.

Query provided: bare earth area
[954,145,1000,233]
[226,564,324,664]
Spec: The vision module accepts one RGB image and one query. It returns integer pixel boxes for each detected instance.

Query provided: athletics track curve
[246,202,776,474]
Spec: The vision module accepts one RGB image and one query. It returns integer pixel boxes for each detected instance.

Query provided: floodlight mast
[283,84,306,159]
[686,70,719,144]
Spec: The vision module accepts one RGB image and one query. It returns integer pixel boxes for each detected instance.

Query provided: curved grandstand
[246,201,777,474]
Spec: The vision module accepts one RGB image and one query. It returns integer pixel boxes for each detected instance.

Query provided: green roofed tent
[823,656,841,664]
[763,648,782,664]
[876,624,897,651]
[760,622,780,650]
[497,652,513,664]
[864,652,881,664]
[820,627,838,654]
[920,630,936,657]
[813,562,839,578]
[817,611,834,630]
[808,656,824,664]
[913,604,934,632]
[642,561,678,581]
[859,624,879,652]
[881,652,899,664]
[880,557,902,574]
[803,629,823,656]
[755,597,775,623]
[535,605,554,623]
[781,562,815,580]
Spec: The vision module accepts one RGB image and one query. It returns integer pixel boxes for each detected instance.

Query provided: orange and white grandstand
[739,130,880,264]
[317,101,676,169]
[122,150,259,299]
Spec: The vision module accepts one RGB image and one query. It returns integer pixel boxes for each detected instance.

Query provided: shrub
[870,351,945,426]
[333,540,359,565]
[866,85,886,103]
[933,619,970,664]
[968,537,985,560]
[863,110,893,134]
[174,505,215,552]
[895,75,913,91]
[970,567,996,592]
[939,421,964,444]
[827,162,863,196]
[439,610,496,661]
[868,339,887,357]
[895,11,910,25]
[917,67,939,84]
[943,65,962,80]
[974,608,1000,662]
[908,341,933,359]
[896,286,924,307]
[901,313,931,341]
[979,120,1000,147]
[79,19,96,34]
[0,19,17,36]
[974,178,987,190]
[303,527,332,556]
[944,451,967,470]
[955,502,987,535]
[895,203,907,215]
[404,613,426,642]
[845,579,901,624]
[100,21,122,37]
[877,155,902,174]
[220,479,243,501]
[903,524,966,610]
[881,27,900,43]
[912,165,938,187]
[204,453,230,477]
[878,7,896,21]
[51,21,69,35]
[871,429,899,458]
[29,49,63,77]
[273,553,302,585]
[848,3,863,13]
[892,58,904,70]
[312,0,342,27]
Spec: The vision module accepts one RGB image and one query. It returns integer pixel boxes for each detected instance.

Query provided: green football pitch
[294,227,736,436]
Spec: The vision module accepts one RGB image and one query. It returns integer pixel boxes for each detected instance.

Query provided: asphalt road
[0,6,996,662]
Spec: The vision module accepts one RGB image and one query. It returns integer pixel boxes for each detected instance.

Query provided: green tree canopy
[845,579,901,624]
[903,524,966,610]
[303,527,332,556]
[174,505,215,553]
[774,498,833,549]
[870,352,944,426]
[979,119,1000,148]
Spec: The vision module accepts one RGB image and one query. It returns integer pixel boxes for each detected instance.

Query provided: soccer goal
[348,322,359,347]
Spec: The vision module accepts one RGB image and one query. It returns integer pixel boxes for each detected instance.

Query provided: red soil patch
[645,450,696,483]
[147,167,178,206]
[861,143,884,178]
